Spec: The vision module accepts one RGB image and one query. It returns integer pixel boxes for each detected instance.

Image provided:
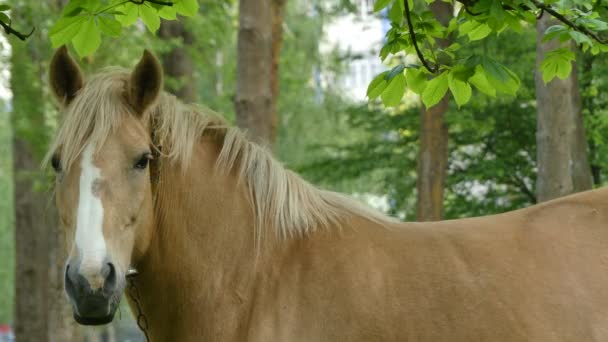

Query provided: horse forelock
[46,68,395,242]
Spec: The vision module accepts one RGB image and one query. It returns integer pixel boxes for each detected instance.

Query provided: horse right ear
[49,45,84,106]
[128,50,163,115]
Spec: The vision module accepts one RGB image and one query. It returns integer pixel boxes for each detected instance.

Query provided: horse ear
[49,45,84,106]
[128,50,163,115]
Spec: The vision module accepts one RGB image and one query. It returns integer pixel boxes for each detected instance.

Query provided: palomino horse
[47,46,608,341]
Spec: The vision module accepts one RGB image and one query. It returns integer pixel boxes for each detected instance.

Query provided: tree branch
[404,0,438,73]
[0,18,34,41]
[130,0,174,6]
[458,0,606,45]
[529,0,606,44]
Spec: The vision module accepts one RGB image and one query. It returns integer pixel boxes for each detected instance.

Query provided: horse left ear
[128,50,163,115]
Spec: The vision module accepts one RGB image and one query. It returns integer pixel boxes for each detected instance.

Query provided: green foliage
[304,30,542,218]
[369,0,608,108]
[50,0,199,57]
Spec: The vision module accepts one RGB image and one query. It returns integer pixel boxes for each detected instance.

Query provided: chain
[126,270,151,342]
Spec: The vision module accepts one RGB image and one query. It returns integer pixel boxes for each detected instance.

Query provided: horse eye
[134,153,151,170]
[51,154,62,173]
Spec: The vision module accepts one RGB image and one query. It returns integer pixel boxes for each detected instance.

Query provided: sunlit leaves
[49,0,197,57]
[72,17,101,57]
[369,0,608,108]
[539,48,575,83]
[421,72,448,108]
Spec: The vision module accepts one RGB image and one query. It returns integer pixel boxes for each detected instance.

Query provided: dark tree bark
[158,19,197,103]
[236,0,274,146]
[535,15,592,202]
[10,2,83,340]
[415,1,452,221]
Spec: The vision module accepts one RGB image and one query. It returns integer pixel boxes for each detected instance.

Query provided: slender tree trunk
[236,0,273,146]
[415,1,452,221]
[12,140,50,341]
[158,19,197,103]
[269,0,286,145]
[535,15,592,202]
[10,2,82,340]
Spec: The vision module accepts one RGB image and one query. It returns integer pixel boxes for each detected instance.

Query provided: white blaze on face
[75,143,107,287]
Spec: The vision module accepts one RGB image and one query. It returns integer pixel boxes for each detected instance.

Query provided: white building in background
[320,0,389,101]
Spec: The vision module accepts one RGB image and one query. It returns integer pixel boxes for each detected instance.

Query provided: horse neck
[134,136,281,336]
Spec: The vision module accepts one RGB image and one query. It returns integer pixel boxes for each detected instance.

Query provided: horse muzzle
[64,258,124,326]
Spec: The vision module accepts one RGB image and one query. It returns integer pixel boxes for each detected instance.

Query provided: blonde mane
[46,69,395,239]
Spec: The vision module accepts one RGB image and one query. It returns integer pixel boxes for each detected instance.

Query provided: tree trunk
[10,2,82,340]
[158,19,197,103]
[415,1,452,221]
[535,15,592,202]
[269,0,286,145]
[12,140,51,342]
[236,0,273,146]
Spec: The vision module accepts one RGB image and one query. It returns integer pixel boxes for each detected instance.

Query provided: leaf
[468,66,496,97]
[0,4,10,11]
[72,16,101,57]
[158,5,177,20]
[467,22,492,41]
[386,64,406,80]
[405,68,427,94]
[569,30,593,46]
[0,12,8,23]
[140,4,160,33]
[539,48,575,83]
[388,0,404,24]
[373,0,392,12]
[98,16,122,37]
[367,71,389,99]
[175,0,198,17]
[61,0,89,16]
[381,73,406,107]
[50,16,86,47]
[481,57,510,82]
[448,71,472,107]
[421,72,448,108]
[115,3,139,26]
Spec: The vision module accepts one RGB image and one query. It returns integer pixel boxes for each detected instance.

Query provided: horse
[46,46,608,341]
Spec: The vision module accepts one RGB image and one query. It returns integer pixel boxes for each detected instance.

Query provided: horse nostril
[102,262,117,292]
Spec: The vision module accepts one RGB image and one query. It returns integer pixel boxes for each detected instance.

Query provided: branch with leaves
[0,4,34,41]
[49,0,198,57]
[368,0,608,109]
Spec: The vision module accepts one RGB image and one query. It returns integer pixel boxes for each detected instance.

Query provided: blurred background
[1,0,607,341]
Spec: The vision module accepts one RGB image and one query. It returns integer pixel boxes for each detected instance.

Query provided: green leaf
[381,73,406,107]
[72,17,101,57]
[539,47,575,83]
[405,68,427,94]
[481,57,509,82]
[388,0,404,24]
[373,0,392,12]
[569,30,593,46]
[116,3,139,26]
[386,64,406,81]
[61,0,89,16]
[0,4,10,11]
[467,22,492,41]
[448,71,472,107]
[158,5,177,20]
[421,72,448,108]
[175,0,198,17]
[468,66,496,97]
[98,16,122,37]
[50,16,86,47]
[367,71,389,99]
[0,12,8,23]
[140,4,160,33]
